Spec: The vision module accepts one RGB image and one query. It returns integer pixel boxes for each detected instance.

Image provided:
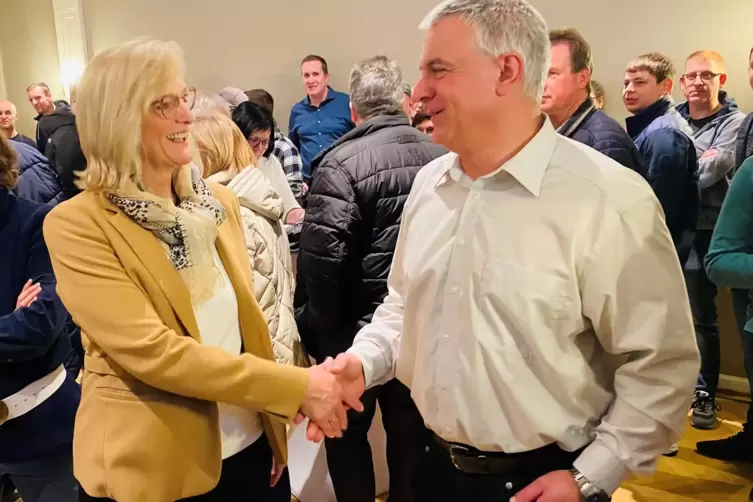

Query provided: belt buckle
[0,400,8,425]
[448,444,468,469]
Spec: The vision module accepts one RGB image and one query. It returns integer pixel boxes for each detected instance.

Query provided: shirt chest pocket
[479,259,576,339]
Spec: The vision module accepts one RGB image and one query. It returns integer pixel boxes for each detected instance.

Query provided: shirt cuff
[346,340,384,389]
[572,441,630,495]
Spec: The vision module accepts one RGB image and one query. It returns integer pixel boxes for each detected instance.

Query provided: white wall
[0,0,62,136]
[82,0,753,128]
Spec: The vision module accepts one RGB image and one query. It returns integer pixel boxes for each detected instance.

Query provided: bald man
[0,101,36,149]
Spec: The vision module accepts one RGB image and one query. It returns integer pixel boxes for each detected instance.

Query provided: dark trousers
[266,467,290,502]
[412,431,582,502]
[731,289,753,426]
[325,379,425,502]
[79,435,272,502]
[688,230,721,397]
[0,447,77,502]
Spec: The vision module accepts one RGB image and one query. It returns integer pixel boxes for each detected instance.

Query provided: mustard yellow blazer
[43,184,310,502]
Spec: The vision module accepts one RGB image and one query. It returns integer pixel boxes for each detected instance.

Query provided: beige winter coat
[208,167,308,367]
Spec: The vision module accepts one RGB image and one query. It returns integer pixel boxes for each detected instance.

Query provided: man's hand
[270,457,285,487]
[299,359,364,440]
[298,353,366,442]
[511,470,581,502]
[15,280,41,310]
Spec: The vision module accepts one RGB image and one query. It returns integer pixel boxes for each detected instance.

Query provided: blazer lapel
[107,208,200,340]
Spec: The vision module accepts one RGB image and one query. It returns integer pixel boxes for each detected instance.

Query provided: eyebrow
[421,58,452,69]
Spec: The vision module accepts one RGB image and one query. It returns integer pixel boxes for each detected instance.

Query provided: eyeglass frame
[248,136,271,149]
[681,71,723,84]
[150,87,197,120]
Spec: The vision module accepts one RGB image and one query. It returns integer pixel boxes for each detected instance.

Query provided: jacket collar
[310,113,410,171]
[625,97,673,139]
[207,167,283,221]
[675,90,740,121]
[95,191,238,341]
[435,115,556,197]
[557,97,597,138]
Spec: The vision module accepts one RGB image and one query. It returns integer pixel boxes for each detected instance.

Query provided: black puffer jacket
[38,109,86,198]
[294,113,447,361]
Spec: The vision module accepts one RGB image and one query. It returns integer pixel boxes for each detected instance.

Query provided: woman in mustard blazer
[43,38,357,502]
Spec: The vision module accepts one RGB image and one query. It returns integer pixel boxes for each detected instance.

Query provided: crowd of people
[1,0,753,501]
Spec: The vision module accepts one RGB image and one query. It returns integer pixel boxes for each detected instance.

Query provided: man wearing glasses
[675,51,746,435]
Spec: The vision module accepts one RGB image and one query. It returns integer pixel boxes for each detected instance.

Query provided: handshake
[295,353,366,442]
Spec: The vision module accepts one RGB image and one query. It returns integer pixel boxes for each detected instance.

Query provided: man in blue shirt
[288,55,354,183]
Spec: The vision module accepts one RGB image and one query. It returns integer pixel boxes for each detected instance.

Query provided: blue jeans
[0,447,77,502]
[688,230,722,397]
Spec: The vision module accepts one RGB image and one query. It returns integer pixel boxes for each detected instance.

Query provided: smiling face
[141,77,194,175]
[248,128,271,159]
[413,17,503,152]
[302,60,328,100]
[27,85,54,115]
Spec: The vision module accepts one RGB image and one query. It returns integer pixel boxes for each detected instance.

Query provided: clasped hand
[296,354,366,442]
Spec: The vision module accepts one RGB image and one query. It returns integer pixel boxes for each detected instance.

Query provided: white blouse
[194,249,264,459]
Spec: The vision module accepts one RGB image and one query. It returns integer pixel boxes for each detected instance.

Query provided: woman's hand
[270,458,285,487]
[15,280,41,310]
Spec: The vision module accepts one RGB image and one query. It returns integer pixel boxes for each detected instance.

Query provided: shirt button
[472,192,481,200]
[318,121,321,124]
[458,239,466,246]
[319,132,322,135]
[449,286,459,294]
[443,334,450,341]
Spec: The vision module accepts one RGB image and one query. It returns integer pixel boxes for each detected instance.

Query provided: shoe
[662,443,679,457]
[690,390,718,429]
[696,430,753,463]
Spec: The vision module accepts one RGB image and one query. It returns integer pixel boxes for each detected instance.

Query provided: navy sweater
[0,188,78,462]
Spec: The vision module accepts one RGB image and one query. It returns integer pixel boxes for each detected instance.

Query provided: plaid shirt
[273,129,306,200]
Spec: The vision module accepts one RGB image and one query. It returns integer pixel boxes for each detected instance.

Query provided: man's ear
[495,52,525,96]
[350,102,359,123]
[662,77,674,96]
[720,73,728,87]
[579,69,592,91]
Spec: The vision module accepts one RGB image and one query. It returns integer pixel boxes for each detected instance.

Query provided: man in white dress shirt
[311,0,700,500]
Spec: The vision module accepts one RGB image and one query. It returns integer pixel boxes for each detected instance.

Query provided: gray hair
[349,55,405,120]
[193,91,231,117]
[420,0,550,102]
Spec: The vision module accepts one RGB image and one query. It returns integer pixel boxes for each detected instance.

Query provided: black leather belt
[431,432,582,476]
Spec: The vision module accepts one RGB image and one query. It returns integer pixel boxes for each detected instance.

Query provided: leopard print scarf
[109,164,227,308]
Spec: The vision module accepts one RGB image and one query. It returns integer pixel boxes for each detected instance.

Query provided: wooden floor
[375,394,753,502]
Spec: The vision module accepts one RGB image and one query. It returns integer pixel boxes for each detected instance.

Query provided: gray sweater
[676,92,745,230]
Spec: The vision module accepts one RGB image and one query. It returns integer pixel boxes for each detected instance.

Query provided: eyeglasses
[151,87,196,120]
[681,71,722,83]
[248,137,270,149]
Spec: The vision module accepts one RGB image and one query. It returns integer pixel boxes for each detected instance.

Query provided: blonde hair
[192,110,256,178]
[75,37,185,192]
[0,136,19,189]
[626,52,675,83]
[686,50,726,72]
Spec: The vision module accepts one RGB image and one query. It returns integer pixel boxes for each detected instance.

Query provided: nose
[413,77,431,105]
[176,100,194,125]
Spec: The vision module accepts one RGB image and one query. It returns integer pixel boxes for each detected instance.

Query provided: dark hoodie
[37,108,86,198]
[676,91,745,230]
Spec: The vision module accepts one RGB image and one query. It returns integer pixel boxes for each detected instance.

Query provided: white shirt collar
[436,115,557,197]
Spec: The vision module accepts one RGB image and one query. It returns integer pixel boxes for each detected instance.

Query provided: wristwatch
[570,468,610,502]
